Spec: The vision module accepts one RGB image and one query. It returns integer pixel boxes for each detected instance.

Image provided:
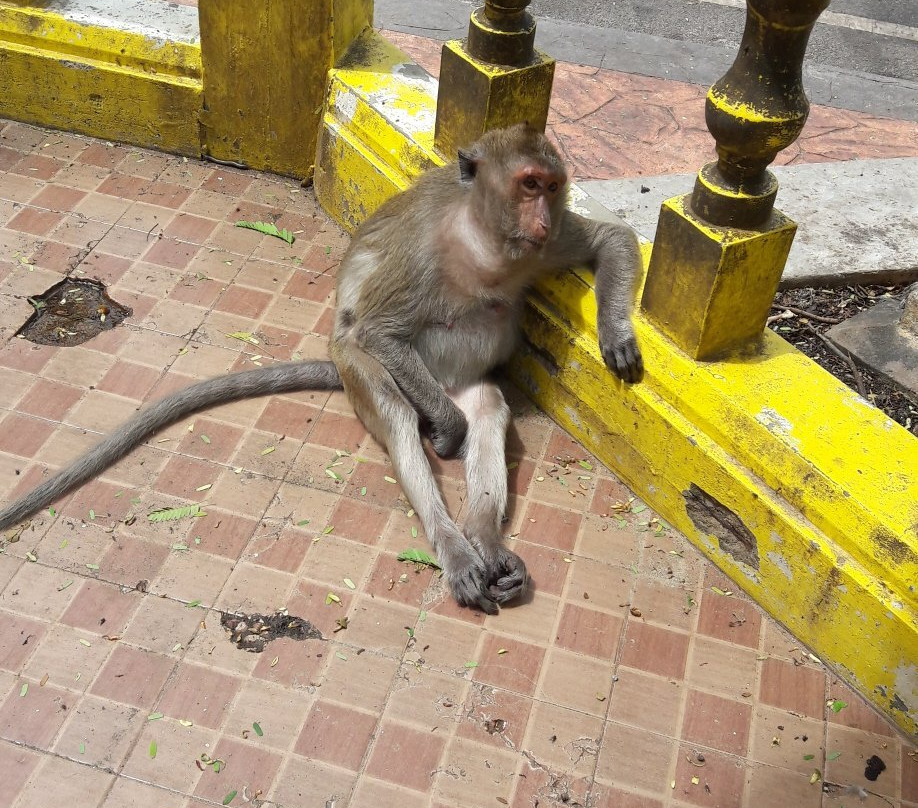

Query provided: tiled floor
[1,23,917,808]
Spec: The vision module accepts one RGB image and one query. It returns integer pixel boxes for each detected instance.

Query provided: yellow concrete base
[0,0,372,178]
[315,29,917,736]
[0,3,202,154]
[434,39,555,158]
[642,194,797,360]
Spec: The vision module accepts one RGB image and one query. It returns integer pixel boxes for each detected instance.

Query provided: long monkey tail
[0,360,343,531]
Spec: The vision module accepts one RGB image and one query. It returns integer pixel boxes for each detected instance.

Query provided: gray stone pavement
[580,158,918,289]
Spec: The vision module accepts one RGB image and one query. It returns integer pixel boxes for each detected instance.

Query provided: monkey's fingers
[444,556,501,614]
[429,412,469,459]
[601,336,644,384]
[487,548,529,604]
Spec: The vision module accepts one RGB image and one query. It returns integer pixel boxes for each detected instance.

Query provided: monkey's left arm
[555,212,644,383]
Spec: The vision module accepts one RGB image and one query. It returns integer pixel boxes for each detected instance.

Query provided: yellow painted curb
[315,30,917,736]
[0,4,202,154]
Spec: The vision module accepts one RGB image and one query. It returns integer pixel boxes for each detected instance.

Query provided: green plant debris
[149,740,157,758]
[829,699,848,713]
[148,504,204,522]
[397,548,441,569]
[19,683,28,697]
[235,220,295,244]
[148,712,164,721]
[223,790,237,805]
[253,722,263,737]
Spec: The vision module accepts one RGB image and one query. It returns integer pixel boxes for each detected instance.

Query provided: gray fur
[0,361,340,530]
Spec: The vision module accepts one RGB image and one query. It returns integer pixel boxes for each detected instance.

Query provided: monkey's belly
[415,306,519,388]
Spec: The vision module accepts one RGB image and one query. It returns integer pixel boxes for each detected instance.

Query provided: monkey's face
[505,164,567,255]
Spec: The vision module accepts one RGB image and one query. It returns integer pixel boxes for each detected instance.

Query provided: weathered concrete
[580,158,918,289]
[827,291,918,398]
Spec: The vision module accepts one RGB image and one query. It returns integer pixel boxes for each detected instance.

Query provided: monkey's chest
[415,301,520,387]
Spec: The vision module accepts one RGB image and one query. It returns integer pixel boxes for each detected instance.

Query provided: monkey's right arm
[354,322,468,457]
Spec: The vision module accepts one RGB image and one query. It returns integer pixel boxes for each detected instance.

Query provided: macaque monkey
[0,124,642,613]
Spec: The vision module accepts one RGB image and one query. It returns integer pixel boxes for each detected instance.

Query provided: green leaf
[223,790,237,805]
[829,699,848,713]
[148,504,204,522]
[19,683,28,697]
[803,754,815,761]
[225,331,260,345]
[397,548,441,569]
[827,751,841,761]
[235,220,295,244]
[149,740,157,758]
[147,712,164,721]
[464,661,478,668]
[253,722,263,737]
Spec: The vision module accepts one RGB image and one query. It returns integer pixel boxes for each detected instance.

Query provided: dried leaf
[148,712,164,721]
[19,683,28,697]
[226,331,260,345]
[261,446,276,456]
[325,592,341,605]
[343,578,356,590]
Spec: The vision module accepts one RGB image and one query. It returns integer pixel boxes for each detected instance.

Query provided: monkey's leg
[330,343,503,613]
[449,381,528,604]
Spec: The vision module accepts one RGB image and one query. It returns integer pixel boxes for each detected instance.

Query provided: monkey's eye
[522,176,539,190]
[547,182,559,193]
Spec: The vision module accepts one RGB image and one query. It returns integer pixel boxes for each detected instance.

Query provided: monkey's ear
[457,148,478,183]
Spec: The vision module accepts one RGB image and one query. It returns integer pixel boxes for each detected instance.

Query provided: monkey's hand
[428,403,468,459]
[598,321,643,383]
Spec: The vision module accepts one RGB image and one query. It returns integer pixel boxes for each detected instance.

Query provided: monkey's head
[458,124,568,259]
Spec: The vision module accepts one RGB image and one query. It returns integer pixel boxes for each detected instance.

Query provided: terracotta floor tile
[156,661,241,729]
[825,677,898,738]
[0,679,76,748]
[12,754,114,808]
[408,612,484,672]
[89,644,175,708]
[454,681,529,750]
[0,562,81,621]
[250,635,326,689]
[224,677,312,751]
[0,612,47,673]
[152,550,234,607]
[825,724,900,798]
[566,556,634,613]
[331,595,413,656]
[517,500,583,552]
[523,699,605,778]
[0,742,42,808]
[473,632,545,697]
[271,756,356,806]
[52,693,144,769]
[245,524,312,573]
[294,699,377,770]
[540,647,616,715]
[591,782,664,808]
[308,409,368,453]
[609,667,685,737]
[120,593,202,654]
[697,588,763,648]
[216,561,297,616]
[101,778,186,808]
[759,657,827,720]
[60,578,141,636]
[514,540,571,598]
[672,744,746,807]
[554,601,623,659]
[121,720,215,793]
[364,551,434,606]
[685,635,759,700]
[432,735,518,806]
[366,719,447,792]
[596,721,677,796]
[748,704,825,775]
[620,620,691,681]
[15,377,83,421]
[681,688,752,756]
[8,206,64,236]
[0,412,55,457]
[20,623,112,693]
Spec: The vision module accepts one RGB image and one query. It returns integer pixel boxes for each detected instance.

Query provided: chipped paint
[755,407,801,449]
[767,551,794,581]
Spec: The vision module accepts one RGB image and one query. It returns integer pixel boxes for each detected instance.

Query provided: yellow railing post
[434,0,555,157]
[641,0,830,360]
[197,0,372,179]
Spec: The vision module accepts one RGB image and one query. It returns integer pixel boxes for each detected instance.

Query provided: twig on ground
[805,324,867,398]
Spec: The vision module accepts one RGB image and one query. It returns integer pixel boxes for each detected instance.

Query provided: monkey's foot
[440,541,523,614]
[482,546,529,605]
